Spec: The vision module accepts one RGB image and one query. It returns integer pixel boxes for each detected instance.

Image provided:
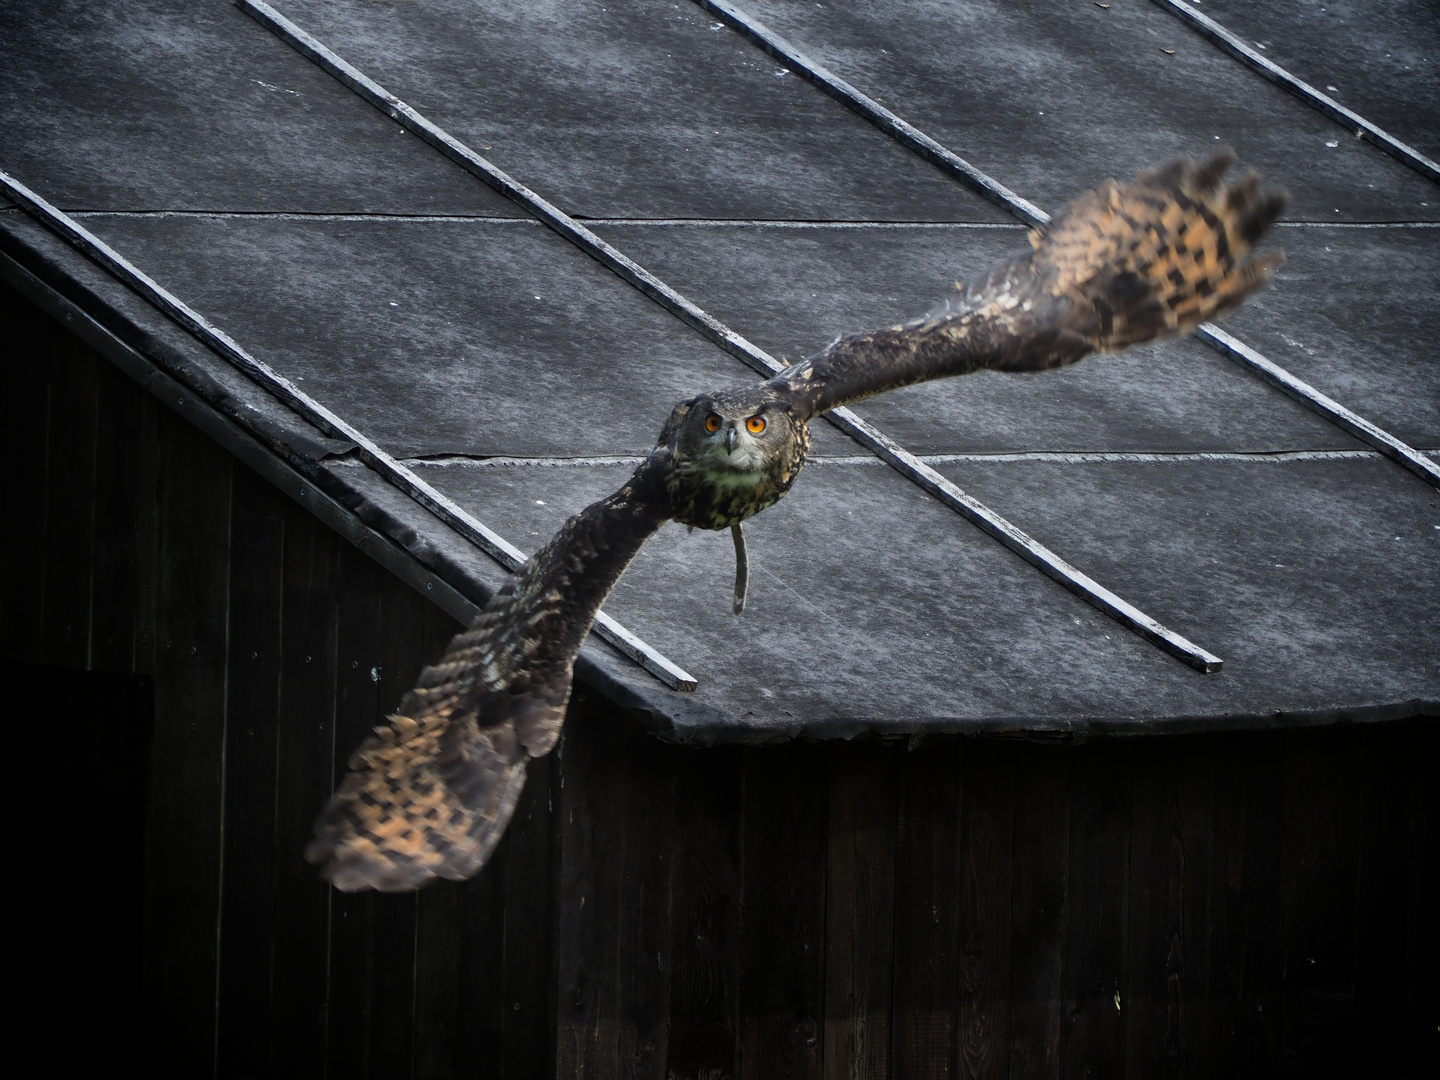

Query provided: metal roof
[2,0,1436,739]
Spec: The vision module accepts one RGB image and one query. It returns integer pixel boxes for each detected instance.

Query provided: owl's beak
[724,425,738,453]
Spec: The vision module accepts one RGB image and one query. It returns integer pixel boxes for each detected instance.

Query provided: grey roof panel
[413,453,1440,734]
[1222,223,1440,448]
[1195,0,1440,161]
[269,0,1008,221]
[0,0,518,215]
[0,204,706,722]
[0,208,349,457]
[739,0,1440,221]
[75,212,862,458]
[413,455,1212,730]
[941,453,1440,718]
[591,220,1366,453]
[3,0,1434,737]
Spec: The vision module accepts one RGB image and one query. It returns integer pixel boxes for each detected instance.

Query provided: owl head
[670,387,796,472]
[659,386,811,529]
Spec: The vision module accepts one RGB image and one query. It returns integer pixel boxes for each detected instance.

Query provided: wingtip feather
[1037,150,1287,351]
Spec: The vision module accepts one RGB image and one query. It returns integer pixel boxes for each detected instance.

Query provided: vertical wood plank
[415,600,472,1080]
[328,541,387,1078]
[134,390,159,674]
[554,694,628,1078]
[1,289,52,662]
[272,501,340,1076]
[666,742,741,1080]
[1402,722,1438,1075]
[8,660,153,1071]
[1210,731,1284,1079]
[89,359,142,672]
[141,405,232,1074]
[1007,748,1070,1080]
[215,465,286,1078]
[1279,729,1362,1078]
[368,571,427,1079]
[499,741,559,1078]
[1351,724,1416,1075]
[823,740,898,1080]
[89,668,156,1068]
[890,741,963,1080]
[1124,738,1215,1079]
[1060,744,1131,1080]
[616,714,674,1080]
[957,742,1015,1080]
[0,283,9,409]
[415,877,468,1080]
[737,744,827,1080]
[39,322,99,667]
[551,694,682,1079]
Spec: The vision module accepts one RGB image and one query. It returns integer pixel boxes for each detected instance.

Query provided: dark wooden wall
[3,282,1436,1080]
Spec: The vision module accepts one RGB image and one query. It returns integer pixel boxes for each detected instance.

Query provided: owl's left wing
[766,152,1285,421]
[306,454,672,892]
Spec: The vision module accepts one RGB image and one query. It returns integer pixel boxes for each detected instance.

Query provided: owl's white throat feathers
[697,427,768,482]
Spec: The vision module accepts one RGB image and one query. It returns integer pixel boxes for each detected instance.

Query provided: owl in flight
[308,152,1285,891]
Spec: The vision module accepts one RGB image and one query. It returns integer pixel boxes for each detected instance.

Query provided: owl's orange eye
[746,415,767,434]
[704,413,722,433]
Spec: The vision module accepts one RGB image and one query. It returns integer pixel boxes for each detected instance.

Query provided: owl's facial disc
[695,405,773,473]
[662,389,810,530]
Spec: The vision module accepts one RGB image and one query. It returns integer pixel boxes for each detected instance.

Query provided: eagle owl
[307,152,1286,892]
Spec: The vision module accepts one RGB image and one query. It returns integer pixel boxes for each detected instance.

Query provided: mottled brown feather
[1035,150,1285,349]
[307,457,671,891]
[769,150,1285,417]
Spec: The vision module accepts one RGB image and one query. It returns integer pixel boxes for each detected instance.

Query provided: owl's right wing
[306,454,672,892]
[766,151,1286,421]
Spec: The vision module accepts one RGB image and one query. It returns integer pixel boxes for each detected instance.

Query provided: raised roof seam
[373,449,1433,470]
[49,213,1440,229]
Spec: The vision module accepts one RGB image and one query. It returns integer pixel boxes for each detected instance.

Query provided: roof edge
[0,211,708,733]
[5,210,1431,744]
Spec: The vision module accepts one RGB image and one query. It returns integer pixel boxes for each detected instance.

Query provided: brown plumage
[307,152,1285,891]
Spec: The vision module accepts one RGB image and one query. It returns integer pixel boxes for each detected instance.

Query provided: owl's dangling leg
[730,522,749,615]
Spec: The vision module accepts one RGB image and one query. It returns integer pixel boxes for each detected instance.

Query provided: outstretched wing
[307,456,672,892]
[309,152,1285,893]
[766,151,1286,420]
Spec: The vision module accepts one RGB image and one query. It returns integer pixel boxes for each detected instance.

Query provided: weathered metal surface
[1190,0,1440,163]
[0,0,514,215]
[695,0,1051,225]
[2,0,1435,734]
[730,0,1438,220]
[415,457,1439,735]
[1198,323,1440,487]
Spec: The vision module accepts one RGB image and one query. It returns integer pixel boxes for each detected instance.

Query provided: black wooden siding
[3,283,1436,1078]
